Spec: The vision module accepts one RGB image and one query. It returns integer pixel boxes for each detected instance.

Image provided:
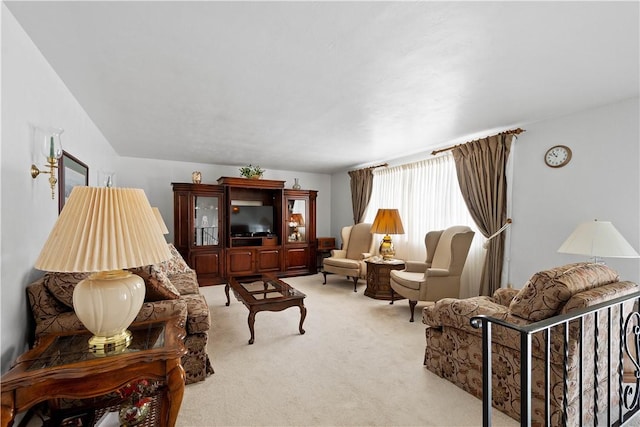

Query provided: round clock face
[544,145,572,168]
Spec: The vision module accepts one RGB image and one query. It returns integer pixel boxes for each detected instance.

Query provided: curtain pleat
[348,168,374,224]
[452,134,513,296]
[365,155,484,298]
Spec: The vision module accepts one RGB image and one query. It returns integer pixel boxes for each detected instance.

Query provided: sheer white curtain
[363,154,485,298]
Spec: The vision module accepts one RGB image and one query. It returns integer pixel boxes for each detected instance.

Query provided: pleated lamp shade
[34,186,172,352]
[152,207,170,235]
[371,209,405,235]
[35,187,171,272]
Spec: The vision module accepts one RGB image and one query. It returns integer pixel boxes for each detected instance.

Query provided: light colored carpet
[178,273,518,427]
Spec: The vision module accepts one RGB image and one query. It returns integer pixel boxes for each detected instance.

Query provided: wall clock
[544,145,572,168]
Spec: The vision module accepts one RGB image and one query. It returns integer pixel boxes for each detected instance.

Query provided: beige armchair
[390,225,474,321]
[322,223,374,292]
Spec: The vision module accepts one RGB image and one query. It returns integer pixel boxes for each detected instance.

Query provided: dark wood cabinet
[172,178,317,284]
[172,183,225,286]
[283,189,317,276]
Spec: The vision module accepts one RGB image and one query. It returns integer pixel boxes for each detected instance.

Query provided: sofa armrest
[330,249,347,258]
[135,299,188,330]
[405,261,427,273]
[360,252,372,260]
[426,268,449,277]
[422,296,510,333]
[181,294,211,334]
[34,311,86,338]
[492,288,519,306]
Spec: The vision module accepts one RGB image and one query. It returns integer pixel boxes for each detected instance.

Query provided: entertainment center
[172,177,317,285]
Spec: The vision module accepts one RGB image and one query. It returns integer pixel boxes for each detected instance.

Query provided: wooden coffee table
[226,275,307,344]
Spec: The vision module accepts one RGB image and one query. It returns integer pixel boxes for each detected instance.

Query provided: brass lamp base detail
[379,234,395,260]
[89,330,133,354]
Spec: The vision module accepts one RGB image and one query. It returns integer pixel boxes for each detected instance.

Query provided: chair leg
[409,300,417,322]
[352,277,358,292]
[322,271,327,284]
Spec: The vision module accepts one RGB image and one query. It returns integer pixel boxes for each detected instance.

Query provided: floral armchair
[422,262,638,425]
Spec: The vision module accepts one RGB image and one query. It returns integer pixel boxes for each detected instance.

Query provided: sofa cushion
[158,243,192,275]
[509,262,619,321]
[130,265,180,301]
[323,257,361,269]
[170,270,200,295]
[390,270,425,291]
[43,272,91,309]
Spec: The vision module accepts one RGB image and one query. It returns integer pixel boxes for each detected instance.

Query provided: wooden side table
[316,237,336,270]
[1,317,187,427]
[365,259,406,300]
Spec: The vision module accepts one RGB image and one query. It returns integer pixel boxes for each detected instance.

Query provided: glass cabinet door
[194,196,219,246]
[287,199,307,243]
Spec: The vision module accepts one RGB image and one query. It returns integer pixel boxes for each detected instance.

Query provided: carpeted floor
[177,273,518,426]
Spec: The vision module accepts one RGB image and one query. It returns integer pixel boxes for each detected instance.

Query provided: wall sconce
[31,127,64,199]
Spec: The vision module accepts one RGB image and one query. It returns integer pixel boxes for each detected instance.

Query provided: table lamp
[558,219,639,264]
[35,187,172,353]
[370,208,405,260]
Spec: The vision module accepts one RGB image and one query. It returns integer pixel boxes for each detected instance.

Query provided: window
[364,154,485,297]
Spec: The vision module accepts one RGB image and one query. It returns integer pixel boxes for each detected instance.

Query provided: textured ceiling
[5,1,639,173]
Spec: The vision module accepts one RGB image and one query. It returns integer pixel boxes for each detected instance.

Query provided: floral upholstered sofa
[27,243,214,384]
[422,262,638,425]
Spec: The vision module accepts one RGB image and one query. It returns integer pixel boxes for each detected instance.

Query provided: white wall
[0,4,118,370]
[330,172,354,246]
[329,97,640,289]
[114,157,332,243]
[509,98,640,287]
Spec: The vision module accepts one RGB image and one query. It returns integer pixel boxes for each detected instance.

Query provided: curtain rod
[349,163,388,173]
[430,128,526,156]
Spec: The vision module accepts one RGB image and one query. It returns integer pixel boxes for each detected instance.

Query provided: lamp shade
[35,187,172,272]
[558,220,639,259]
[152,207,170,235]
[371,209,405,235]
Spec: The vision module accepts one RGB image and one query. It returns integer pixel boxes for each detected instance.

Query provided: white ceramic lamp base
[73,270,146,354]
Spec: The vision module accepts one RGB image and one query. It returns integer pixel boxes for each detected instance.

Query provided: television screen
[230,205,274,236]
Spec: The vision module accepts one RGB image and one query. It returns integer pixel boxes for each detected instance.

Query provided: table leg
[298,304,307,335]
[1,391,15,427]
[163,358,185,427]
[225,283,230,306]
[248,310,256,345]
[389,287,395,304]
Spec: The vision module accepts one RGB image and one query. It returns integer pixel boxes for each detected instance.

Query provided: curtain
[364,155,485,298]
[348,168,374,224]
[452,134,513,296]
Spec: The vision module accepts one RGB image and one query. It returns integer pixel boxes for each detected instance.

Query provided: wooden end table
[1,317,187,427]
[226,274,307,345]
[365,259,406,300]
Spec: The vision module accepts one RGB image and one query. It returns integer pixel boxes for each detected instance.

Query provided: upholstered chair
[322,223,374,292]
[390,225,474,321]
